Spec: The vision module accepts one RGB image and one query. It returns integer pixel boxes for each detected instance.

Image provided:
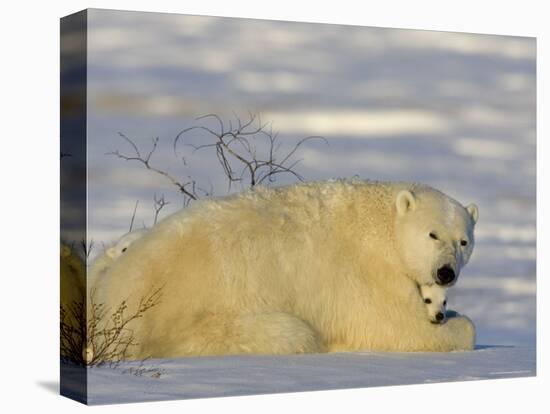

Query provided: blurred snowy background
[83,9,535,347]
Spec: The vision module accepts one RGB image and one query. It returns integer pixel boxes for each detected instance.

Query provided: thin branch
[108,133,199,201]
[112,113,327,206]
[174,113,327,190]
[81,239,94,259]
[129,200,139,232]
[153,194,169,225]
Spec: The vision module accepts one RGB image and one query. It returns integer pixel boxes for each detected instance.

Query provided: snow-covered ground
[60,9,537,404]
[60,346,535,405]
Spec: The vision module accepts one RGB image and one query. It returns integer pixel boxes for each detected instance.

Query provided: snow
[60,346,535,405]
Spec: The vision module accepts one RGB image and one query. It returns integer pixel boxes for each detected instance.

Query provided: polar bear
[89,229,148,286]
[419,284,448,324]
[95,180,479,358]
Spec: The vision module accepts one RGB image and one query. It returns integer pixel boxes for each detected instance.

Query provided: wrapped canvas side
[60,9,88,405]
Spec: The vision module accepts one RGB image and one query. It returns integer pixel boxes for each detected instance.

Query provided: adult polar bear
[94,180,479,358]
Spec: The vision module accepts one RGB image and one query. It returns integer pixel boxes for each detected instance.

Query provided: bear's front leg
[444,313,476,351]
[400,312,476,352]
[395,313,476,352]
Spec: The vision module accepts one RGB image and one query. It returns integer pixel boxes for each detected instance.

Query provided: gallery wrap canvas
[60,8,536,405]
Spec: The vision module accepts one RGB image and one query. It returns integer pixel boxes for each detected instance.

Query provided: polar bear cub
[106,228,149,260]
[90,229,149,285]
[419,284,448,324]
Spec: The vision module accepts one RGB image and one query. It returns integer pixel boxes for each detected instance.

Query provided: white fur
[393,188,477,286]
[89,229,149,286]
[107,229,149,259]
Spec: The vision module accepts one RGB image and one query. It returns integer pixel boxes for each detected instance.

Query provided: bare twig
[112,113,327,206]
[121,358,164,378]
[129,200,139,232]
[80,239,94,259]
[108,133,199,201]
[153,194,169,225]
[174,113,327,190]
[60,286,164,366]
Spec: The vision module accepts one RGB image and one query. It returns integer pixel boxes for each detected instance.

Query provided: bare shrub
[109,112,327,206]
[60,286,163,367]
[175,113,327,190]
[108,133,200,206]
[60,300,86,363]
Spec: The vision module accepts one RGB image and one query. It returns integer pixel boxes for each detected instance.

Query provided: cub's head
[419,283,448,324]
[106,229,148,260]
[393,188,478,286]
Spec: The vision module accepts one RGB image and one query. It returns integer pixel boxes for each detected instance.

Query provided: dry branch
[60,286,163,366]
[108,133,199,201]
[129,200,139,232]
[174,113,328,191]
[111,113,327,207]
[153,194,169,225]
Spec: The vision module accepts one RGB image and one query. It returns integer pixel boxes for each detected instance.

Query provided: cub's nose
[436,266,456,286]
[436,312,445,322]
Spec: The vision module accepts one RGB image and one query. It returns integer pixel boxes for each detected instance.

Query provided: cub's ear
[396,190,416,216]
[466,203,479,225]
[106,247,117,259]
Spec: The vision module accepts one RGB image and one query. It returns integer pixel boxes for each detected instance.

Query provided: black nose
[436,266,456,285]
[436,312,445,321]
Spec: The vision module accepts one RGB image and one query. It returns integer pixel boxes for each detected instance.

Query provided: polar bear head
[393,188,478,287]
[106,229,149,260]
[419,283,448,324]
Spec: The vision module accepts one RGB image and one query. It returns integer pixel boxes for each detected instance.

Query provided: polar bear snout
[436,265,456,286]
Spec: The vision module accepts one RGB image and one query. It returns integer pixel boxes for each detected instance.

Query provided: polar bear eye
[443,300,447,306]
[460,240,468,246]
[424,298,432,304]
[429,232,438,240]
[122,247,127,253]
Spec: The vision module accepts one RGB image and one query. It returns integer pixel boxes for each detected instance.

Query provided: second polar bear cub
[419,284,448,324]
[107,229,149,259]
[90,229,149,284]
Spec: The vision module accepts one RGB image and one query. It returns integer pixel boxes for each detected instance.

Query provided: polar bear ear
[106,247,118,259]
[466,203,479,225]
[396,190,416,216]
